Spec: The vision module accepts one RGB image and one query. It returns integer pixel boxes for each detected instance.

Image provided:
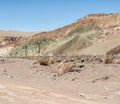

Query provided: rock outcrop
[1,12,120,57]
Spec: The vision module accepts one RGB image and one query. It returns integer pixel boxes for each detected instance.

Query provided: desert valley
[0,13,120,104]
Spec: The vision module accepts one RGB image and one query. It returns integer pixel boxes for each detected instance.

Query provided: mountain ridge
[0,12,120,57]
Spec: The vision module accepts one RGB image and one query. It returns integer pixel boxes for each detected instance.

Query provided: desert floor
[0,58,120,104]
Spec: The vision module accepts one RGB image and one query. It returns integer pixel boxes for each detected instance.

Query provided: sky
[0,0,120,32]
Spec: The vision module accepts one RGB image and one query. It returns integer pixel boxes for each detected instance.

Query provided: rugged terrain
[0,56,120,104]
[0,12,120,104]
[0,13,120,57]
[0,30,39,56]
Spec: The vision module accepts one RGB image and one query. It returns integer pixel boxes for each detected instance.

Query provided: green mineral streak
[10,24,103,57]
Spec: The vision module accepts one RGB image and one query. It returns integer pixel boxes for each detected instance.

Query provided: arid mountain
[1,13,120,57]
[0,30,39,37]
[0,13,120,104]
[0,31,39,56]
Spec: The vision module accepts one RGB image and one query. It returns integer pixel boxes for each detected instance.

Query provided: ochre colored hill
[1,12,120,57]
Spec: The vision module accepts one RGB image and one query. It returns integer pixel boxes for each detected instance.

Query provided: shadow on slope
[10,24,102,57]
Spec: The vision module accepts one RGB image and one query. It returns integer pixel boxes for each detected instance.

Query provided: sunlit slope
[1,12,120,57]
[10,24,103,57]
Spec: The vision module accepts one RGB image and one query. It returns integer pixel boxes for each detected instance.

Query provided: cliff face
[1,13,120,57]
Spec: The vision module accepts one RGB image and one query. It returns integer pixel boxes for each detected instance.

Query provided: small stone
[53,74,57,77]
[10,76,13,78]
[104,96,107,99]
[79,94,84,98]
[80,65,85,68]
[71,78,75,81]
[56,59,61,62]
[81,59,84,62]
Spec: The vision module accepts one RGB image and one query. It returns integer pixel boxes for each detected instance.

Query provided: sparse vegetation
[115,58,120,64]
[55,61,75,75]
[35,57,54,66]
[104,56,112,64]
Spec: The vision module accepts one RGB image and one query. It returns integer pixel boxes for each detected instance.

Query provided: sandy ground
[0,58,120,104]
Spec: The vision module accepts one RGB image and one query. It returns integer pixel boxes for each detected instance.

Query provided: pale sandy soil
[0,30,39,37]
[0,58,120,104]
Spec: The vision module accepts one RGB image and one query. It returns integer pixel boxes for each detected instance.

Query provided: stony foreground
[0,58,120,104]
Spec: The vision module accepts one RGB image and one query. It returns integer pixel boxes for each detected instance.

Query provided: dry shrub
[104,56,112,64]
[32,60,39,65]
[33,57,54,66]
[55,61,75,75]
[115,58,120,64]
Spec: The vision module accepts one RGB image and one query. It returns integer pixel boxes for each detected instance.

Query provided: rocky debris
[80,59,85,62]
[56,59,62,62]
[76,55,104,63]
[4,36,21,43]
[0,57,120,104]
[79,65,85,68]
[27,55,120,77]
[0,36,22,46]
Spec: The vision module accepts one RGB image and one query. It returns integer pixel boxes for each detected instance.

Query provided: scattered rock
[56,59,62,63]
[104,96,107,99]
[10,76,13,78]
[71,78,75,81]
[79,65,85,68]
[81,59,85,62]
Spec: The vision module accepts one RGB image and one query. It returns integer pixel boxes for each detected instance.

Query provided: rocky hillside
[0,31,40,57]
[1,13,120,57]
